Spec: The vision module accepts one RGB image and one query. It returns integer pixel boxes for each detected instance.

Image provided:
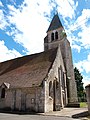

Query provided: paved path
[0,108,88,120]
[0,113,80,120]
[41,108,88,118]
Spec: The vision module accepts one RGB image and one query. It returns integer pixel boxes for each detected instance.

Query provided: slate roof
[0,48,57,88]
[47,14,63,32]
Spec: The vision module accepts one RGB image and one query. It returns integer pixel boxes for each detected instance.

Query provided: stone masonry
[85,84,90,115]
[0,14,78,113]
[44,14,78,105]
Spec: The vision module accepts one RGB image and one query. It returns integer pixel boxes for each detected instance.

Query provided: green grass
[80,102,88,108]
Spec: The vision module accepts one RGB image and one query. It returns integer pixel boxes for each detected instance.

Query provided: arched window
[51,33,54,41]
[49,81,52,96]
[55,31,58,40]
[1,88,5,98]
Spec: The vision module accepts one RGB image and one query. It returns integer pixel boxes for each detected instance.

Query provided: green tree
[74,67,85,102]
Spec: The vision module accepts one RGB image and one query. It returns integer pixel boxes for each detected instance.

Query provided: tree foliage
[74,67,85,102]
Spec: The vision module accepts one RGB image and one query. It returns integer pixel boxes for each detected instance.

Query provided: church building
[0,14,78,112]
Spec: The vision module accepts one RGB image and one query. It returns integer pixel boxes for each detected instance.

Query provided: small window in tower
[51,33,54,41]
[1,88,5,98]
[55,31,58,40]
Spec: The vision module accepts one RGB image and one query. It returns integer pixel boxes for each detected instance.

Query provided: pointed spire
[47,14,63,32]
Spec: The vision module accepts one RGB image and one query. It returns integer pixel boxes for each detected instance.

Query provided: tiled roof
[47,14,63,32]
[0,48,57,88]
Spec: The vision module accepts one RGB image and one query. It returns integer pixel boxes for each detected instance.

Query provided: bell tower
[44,14,66,51]
[44,14,79,106]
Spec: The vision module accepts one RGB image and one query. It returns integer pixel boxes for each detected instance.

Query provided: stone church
[0,14,78,112]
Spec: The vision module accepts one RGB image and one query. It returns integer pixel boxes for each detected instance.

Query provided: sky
[0,0,90,87]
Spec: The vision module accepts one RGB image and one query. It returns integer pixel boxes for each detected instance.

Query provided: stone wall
[60,38,78,103]
[0,99,5,109]
[44,46,68,112]
[0,87,45,112]
[0,47,68,113]
[44,26,78,104]
[85,84,90,115]
[44,27,63,51]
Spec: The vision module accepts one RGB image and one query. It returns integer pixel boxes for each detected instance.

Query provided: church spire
[47,14,63,32]
[44,13,65,51]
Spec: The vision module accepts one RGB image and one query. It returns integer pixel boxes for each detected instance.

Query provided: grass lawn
[80,102,88,108]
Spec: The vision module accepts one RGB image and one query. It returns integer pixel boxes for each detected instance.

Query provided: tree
[74,67,85,102]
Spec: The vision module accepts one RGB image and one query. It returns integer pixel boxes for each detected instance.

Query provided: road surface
[0,113,80,120]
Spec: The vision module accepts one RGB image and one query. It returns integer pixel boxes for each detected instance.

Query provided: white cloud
[70,9,90,31]
[74,53,90,87]
[0,1,3,7]
[0,0,78,55]
[76,9,90,49]
[78,25,90,49]
[6,0,50,54]
[72,44,81,53]
[0,10,9,30]
[57,0,77,19]
[75,53,90,74]
[65,8,90,53]
[0,0,89,86]
[83,75,90,87]
[0,0,89,61]
[0,40,22,62]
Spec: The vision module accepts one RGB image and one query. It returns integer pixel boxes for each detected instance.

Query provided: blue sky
[0,0,90,86]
